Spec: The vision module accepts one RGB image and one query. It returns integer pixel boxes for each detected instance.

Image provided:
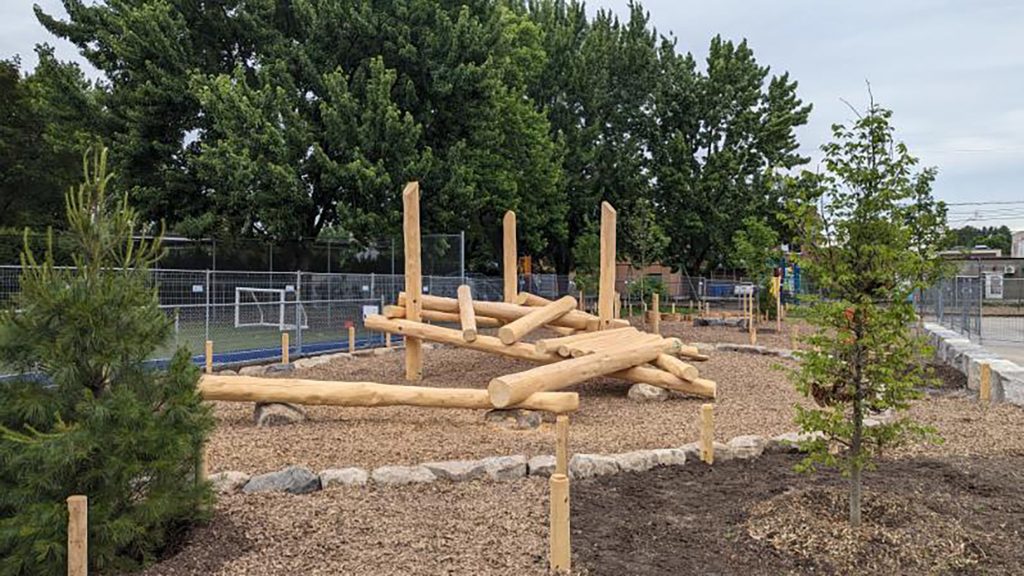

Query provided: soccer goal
[234,287,308,330]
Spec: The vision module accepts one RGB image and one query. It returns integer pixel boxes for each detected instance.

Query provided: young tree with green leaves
[731,215,781,316]
[787,103,946,528]
[622,197,669,314]
[0,148,213,574]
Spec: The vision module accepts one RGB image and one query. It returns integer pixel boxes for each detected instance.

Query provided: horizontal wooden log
[366,315,714,398]
[569,332,663,358]
[399,292,629,331]
[365,315,555,362]
[535,327,638,355]
[384,305,503,327]
[488,339,676,408]
[498,296,577,344]
[200,375,579,413]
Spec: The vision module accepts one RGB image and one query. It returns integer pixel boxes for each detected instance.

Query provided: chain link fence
[919,276,1024,344]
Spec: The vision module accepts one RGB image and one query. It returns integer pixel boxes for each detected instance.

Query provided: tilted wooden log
[365,315,715,398]
[200,375,579,414]
[654,354,700,381]
[498,295,577,344]
[488,338,679,408]
[457,285,478,342]
[384,305,503,327]
[398,292,630,331]
[534,327,638,355]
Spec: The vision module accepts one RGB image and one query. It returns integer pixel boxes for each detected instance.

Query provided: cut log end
[498,326,517,345]
[487,378,514,408]
[463,328,478,343]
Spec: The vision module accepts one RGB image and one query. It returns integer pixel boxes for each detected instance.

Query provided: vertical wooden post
[555,415,569,476]
[671,302,676,315]
[775,277,782,334]
[980,362,992,403]
[549,473,571,573]
[348,326,356,354]
[651,292,661,335]
[404,182,423,381]
[385,332,392,348]
[700,403,714,464]
[613,291,621,319]
[598,202,617,329]
[204,340,213,374]
[748,293,757,345]
[67,495,87,576]
[281,332,289,364]
[578,289,584,311]
[503,211,517,303]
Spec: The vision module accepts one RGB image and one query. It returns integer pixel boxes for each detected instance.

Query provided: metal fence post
[295,270,303,354]
[204,269,211,342]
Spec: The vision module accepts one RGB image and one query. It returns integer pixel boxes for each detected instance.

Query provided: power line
[943,200,1024,206]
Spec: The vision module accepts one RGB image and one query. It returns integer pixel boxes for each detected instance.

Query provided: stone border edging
[923,322,1024,405]
[208,431,819,496]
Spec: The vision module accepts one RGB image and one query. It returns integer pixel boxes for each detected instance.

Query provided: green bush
[0,149,214,575]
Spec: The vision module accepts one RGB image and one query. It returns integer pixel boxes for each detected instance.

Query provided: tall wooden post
[348,326,356,353]
[613,291,621,319]
[775,277,782,334]
[598,202,617,329]
[980,362,992,403]
[700,403,715,464]
[555,415,569,476]
[549,474,571,572]
[385,332,392,348]
[204,340,213,374]
[67,495,87,576]
[748,293,757,345]
[651,292,661,335]
[503,211,517,303]
[281,332,289,364]
[404,182,423,381]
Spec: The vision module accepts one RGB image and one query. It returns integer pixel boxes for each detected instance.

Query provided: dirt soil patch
[572,452,1024,576]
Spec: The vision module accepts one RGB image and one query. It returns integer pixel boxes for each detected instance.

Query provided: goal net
[234,287,308,330]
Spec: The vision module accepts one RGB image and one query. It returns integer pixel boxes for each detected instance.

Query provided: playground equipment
[363,182,715,405]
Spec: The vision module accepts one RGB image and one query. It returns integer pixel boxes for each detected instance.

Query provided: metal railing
[919,276,1024,344]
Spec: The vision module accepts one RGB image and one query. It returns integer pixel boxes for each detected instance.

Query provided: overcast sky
[4,0,1024,231]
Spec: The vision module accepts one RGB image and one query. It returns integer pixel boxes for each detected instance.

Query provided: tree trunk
[850,315,865,529]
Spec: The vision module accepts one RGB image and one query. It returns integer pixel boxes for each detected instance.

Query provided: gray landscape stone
[715,343,767,355]
[648,447,688,467]
[569,454,620,479]
[480,455,528,481]
[319,467,369,488]
[371,465,436,485]
[243,466,320,494]
[678,442,701,461]
[254,402,307,427]
[294,355,332,370]
[527,455,556,477]
[613,450,661,473]
[627,383,669,402]
[238,364,267,376]
[217,369,238,376]
[422,460,487,481]
[484,409,542,430]
[727,435,767,459]
[209,471,250,494]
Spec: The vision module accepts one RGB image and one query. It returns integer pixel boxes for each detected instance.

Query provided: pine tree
[0,148,214,575]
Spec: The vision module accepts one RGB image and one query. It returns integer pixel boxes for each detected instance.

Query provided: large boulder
[294,355,332,370]
[242,466,320,495]
[371,465,436,485]
[254,402,307,427]
[613,450,661,473]
[319,467,369,488]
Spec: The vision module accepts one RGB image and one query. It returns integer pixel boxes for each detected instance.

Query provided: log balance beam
[200,375,579,414]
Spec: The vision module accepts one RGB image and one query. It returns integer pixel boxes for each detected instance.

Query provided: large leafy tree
[654,36,811,276]
[0,47,103,231]
[787,103,946,527]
